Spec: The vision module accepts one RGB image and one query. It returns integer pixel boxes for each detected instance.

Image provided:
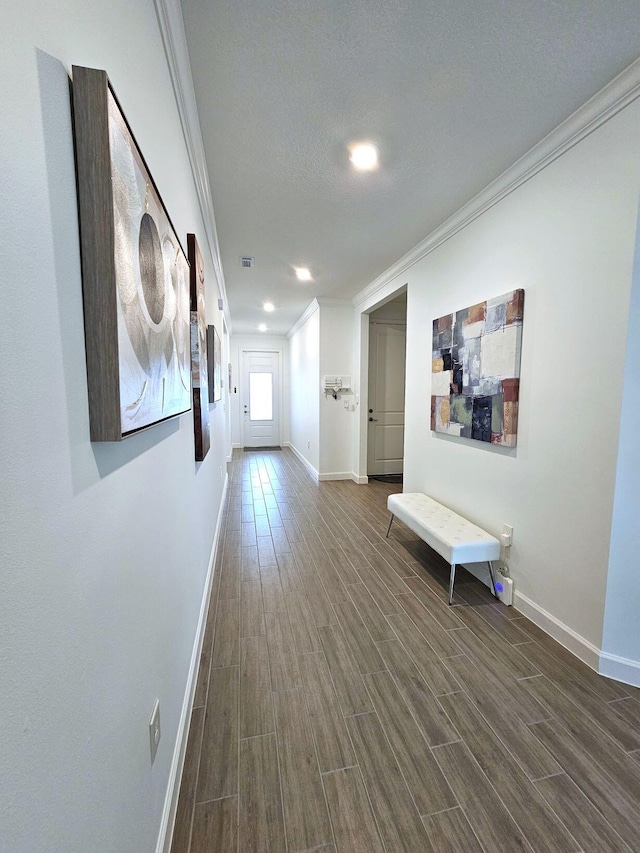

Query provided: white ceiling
[180,0,640,335]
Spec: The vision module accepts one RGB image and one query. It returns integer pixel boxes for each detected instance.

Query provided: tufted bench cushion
[386,493,500,603]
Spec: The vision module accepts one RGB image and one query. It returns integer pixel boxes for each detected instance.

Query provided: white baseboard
[287,443,319,482]
[156,472,229,853]
[352,473,369,484]
[231,443,242,449]
[514,589,600,670]
[599,651,640,688]
[318,471,352,481]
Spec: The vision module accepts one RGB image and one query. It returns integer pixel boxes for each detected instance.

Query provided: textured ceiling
[181,0,640,335]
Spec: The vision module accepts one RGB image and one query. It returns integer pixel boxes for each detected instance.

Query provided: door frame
[355,284,408,482]
[240,348,283,447]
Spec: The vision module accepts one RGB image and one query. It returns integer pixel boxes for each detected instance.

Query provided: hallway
[171,449,640,852]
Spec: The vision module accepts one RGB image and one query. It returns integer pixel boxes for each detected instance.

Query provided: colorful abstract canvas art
[431,289,524,446]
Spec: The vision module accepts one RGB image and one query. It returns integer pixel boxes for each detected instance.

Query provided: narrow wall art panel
[72,65,191,441]
[188,234,210,460]
[207,325,222,403]
[431,289,524,446]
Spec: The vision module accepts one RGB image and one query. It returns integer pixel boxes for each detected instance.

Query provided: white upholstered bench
[386,493,500,605]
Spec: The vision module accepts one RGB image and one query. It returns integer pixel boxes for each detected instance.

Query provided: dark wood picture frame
[188,234,210,460]
[72,65,191,441]
[207,325,222,403]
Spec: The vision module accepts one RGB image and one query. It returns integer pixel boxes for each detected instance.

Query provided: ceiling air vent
[240,256,254,268]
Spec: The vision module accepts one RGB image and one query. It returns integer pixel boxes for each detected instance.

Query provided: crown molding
[315,297,353,308]
[353,56,640,309]
[153,0,232,332]
[287,299,320,339]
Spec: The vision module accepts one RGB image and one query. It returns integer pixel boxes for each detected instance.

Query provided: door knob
[369,417,378,422]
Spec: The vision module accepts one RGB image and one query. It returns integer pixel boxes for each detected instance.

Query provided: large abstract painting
[188,234,210,460]
[72,65,191,440]
[431,289,524,446]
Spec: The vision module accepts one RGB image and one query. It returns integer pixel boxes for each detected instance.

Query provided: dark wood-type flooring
[171,448,640,852]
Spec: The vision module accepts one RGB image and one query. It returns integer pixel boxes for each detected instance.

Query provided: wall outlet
[149,699,161,764]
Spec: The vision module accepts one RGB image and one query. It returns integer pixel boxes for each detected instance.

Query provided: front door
[242,350,280,447]
[367,322,406,475]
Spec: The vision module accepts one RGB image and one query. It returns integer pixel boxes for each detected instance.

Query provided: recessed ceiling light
[349,142,379,171]
[295,267,312,282]
[258,323,267,332]
[263,302,275,312]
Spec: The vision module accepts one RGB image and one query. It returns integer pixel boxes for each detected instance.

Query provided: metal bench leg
[385,513,394,538]
[487,560,497,598]
[448,563,456,605]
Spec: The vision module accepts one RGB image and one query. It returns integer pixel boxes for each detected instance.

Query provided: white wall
[229,334,290,448]
[0,3,228,851]
[602,201,640,673]
[289,307,320,472]
[354,98,640,655]
[319,301,356,477]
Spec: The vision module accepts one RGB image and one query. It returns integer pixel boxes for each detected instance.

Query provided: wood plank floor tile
[240,636,274,739]
[265,609,301,691]
[453,605,540,679]
[364,670,457,816]
[353,560,402,614]
[286,591,323,654]
[469,602,533,644]
[211,598,239,668]
[261,565,287,613]
[432,740,531,852]
[362,552,411,595]
[511,618,629,701]
[317,625,373,716]
[443,653,561,781]
[346,712,433,852]
[345,582,396,642]
[300,573,338,628]
[402,576,465,630]
[298,652,356,773]
[276,552,304,593]
[218,554,241,601]
[437,690,578,851]
[422,808,483,853]
[191,797,237,852]
[386,611,462,696]
[274,689,334,851]
[242,521,257,547]
[334,597,387,668]
[196,665,239,802]
[609,695,640,728]
[522,673,640,757]
[254,513,271,538]
[272,525,292,554]
[240,581,266,638]
[193,601,216,709]
[446,628,549,724]
[239,733,286,851]
[534,773,632,853]
[170,706,204,853]
[528,718,640,849]
[322,767,384,853]
[395,593,463,659]
[241,545,260,582]
[257,535,277,566]
[376,639,459,747]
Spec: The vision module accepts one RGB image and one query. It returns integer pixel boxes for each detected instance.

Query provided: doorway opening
[366,292,407,482]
